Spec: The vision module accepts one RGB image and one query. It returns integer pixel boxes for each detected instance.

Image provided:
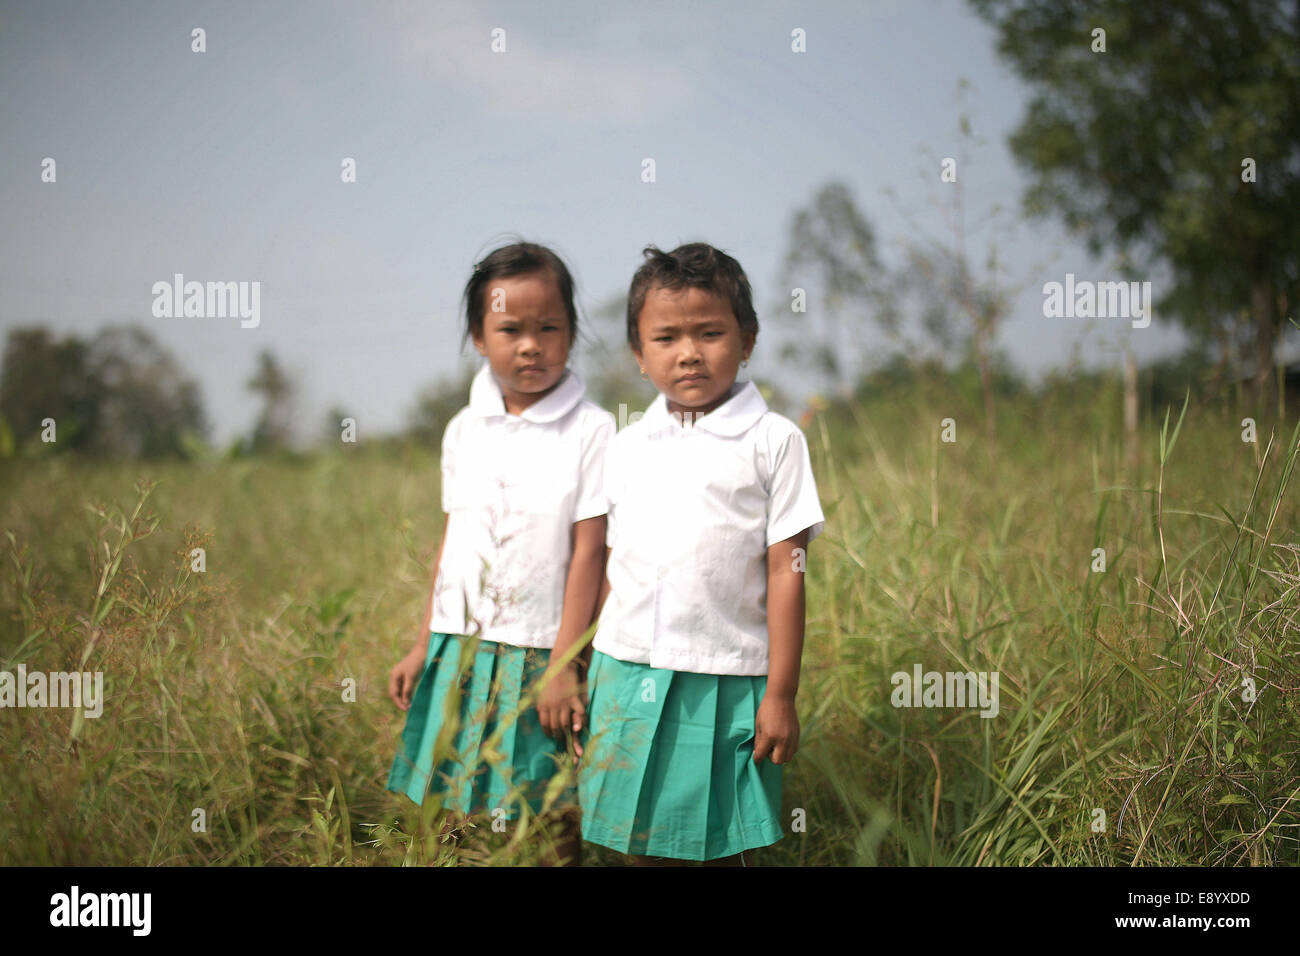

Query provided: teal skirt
[578,650,784,861]
[386,632,576,820]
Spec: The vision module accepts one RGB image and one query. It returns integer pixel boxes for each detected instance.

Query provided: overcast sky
[1,0,1198,446]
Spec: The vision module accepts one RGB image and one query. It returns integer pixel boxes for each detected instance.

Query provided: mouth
[677,373,708,384]
[518,365,545,376]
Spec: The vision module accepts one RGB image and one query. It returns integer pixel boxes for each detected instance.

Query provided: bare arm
[754,528,810,764]
[537,520,607,747]
[549,516,607,669]
[594,546,612,619]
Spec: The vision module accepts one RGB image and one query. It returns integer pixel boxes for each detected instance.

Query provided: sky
[0,0,1205,447]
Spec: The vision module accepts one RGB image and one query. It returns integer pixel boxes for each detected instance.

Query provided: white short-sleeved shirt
[429,362,615,648]
[593,380,826,676]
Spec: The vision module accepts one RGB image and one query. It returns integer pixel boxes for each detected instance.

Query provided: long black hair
[460,241,579,350]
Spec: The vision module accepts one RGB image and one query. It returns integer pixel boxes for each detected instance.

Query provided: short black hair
[461,241,578,348]
[625,242,758,349]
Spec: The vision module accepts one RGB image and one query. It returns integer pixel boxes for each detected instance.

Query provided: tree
[0,324,207,458]
[881,90,1028,442]
[894,241,1015,439]
[779,182,896,392]
[89,326,209,458]
[969,0,1300,406]
[246,350,294,453]
[575,292,654,418]
[0,327,100,453]
[406,365,476,449]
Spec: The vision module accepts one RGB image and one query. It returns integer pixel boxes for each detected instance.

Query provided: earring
[741,359,749,367]
[640,368,648,379]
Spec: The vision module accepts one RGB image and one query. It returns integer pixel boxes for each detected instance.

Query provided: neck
[666,382,737,421]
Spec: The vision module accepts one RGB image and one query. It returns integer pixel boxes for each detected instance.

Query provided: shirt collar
[468,361,586,423]
[639,380,767,438]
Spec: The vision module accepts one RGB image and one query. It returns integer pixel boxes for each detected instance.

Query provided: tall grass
[1,386,1296,865]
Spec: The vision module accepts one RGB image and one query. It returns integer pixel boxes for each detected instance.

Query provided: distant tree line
[0,325,304,460]
[0,308,1283,462]
[0,326,206,459]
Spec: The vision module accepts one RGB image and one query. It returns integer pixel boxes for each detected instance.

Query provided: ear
[471,325,487,356]
[742,329,756,361]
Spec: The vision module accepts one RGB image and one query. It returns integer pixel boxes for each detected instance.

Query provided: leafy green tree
[406,365,476,449]
[0,324,207,458]
[969,0,1300,404]
[0,327,99,453]
[779,181,896,391]
[246,349,294,453]
[574,292,654,419]
[882,93,1031,441]
[89,326,208,458]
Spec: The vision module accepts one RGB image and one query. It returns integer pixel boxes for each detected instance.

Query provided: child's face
[472,270,572,413]
[633,284,754,418]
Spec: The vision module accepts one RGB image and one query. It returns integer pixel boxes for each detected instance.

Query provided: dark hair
[461,241,578,348]
[625,242,758,349]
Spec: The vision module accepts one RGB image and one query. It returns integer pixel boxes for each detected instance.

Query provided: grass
[1,382,1297,866]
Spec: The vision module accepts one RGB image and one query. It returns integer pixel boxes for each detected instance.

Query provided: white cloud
[384,1,692,121]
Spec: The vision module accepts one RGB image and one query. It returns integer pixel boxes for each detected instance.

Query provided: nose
[518,333,542,357]
[679,336,702,365]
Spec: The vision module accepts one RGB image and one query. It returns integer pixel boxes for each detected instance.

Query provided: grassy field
[2,380,1297,866]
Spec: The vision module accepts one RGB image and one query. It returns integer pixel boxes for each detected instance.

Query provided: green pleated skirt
[386,632,576,820]
[578,650,784,861]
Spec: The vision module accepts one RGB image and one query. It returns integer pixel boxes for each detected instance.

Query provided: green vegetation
[1,374,1296,865]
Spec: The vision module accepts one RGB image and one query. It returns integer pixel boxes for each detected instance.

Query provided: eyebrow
[645,317,729,333]
[490,314,566,324]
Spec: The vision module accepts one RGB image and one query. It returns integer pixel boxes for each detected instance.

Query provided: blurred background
[3,0,1295,458]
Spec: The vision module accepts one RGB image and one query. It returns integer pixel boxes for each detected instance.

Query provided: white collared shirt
[594,381,826,676]
[429,362,615,648]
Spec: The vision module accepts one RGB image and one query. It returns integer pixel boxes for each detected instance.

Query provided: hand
[388,647,426,711]
[753,692,799,765]
[537,660,586,759]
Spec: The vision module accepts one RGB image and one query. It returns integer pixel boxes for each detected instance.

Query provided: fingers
[553,703,571,739]
[548,700,584,759]
[541,696,590,742]
[569,698,586,756]
[564,725,583,761]
[768,732,800,765]
[388,668,407,711]
[755,731,802,764]
[571,712,585,758]
[571,700,585,735]
[540,701,573,740]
